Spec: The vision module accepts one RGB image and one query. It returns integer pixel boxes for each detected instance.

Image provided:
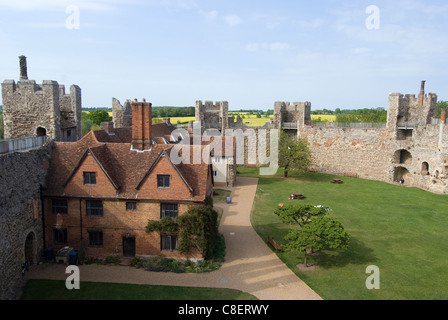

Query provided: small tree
[278,131,312,178]
[84,109,112,125]
[283,216,350,267]
[274,204,329,228]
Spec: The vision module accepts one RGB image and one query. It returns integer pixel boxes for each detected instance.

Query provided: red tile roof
[92,123,178,144]
[44,131,212,202]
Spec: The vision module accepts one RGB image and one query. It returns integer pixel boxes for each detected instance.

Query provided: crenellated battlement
[195,100,229,132]
[387,81,437,128]
[1,56,82,142]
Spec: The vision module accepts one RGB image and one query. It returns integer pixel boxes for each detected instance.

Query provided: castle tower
[1,56,82,141]
[273,101,311,130]
[387,81,437,129]
[195,100,229,133]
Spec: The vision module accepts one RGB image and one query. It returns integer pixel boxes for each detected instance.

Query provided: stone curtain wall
[301,126,396,182]
[0,142,52,300]
[300,123,448,194]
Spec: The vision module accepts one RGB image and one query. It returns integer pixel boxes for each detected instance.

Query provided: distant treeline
[310,108,387,123]
[82,106,195,118]
[152,106,195,118]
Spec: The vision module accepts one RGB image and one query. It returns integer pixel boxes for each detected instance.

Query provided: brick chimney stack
[131,99,152,151]
[441,109,447,125]
[418,80,426,106]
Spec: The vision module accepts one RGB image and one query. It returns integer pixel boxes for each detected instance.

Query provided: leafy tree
[335,108,387,123]
[145,203,219,260]
[83,110,112,126]
[81,118,95,136]
[278,130,312,178]
[436,101,448,118]
[177,205,219,260]
[274,204,330,228]
[283,215,350,267]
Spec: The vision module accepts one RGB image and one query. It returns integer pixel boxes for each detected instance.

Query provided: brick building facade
[43,100,214,260]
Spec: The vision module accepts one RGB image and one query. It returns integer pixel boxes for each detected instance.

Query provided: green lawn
[239,167,448,300]
[21,279,257,300]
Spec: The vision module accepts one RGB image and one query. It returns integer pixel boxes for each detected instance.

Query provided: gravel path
[25,177,322,300]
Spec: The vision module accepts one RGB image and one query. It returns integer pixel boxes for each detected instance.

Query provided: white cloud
[245,42,291,53]
[223,14,243,27]
[269,42,290,52]
[294,18,325,29]
[0,0,128,12]
[199,9,219,22]
[245,43,259,52]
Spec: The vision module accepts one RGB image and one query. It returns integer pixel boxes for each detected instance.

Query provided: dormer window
[84,172,96,185]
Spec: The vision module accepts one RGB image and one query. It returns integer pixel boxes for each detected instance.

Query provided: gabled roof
[62,146,120,190]
[136,149,193,193]
[44,134,211,202]
[92,123,176,144]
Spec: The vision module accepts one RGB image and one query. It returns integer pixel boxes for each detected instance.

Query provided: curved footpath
[25,177,322,300]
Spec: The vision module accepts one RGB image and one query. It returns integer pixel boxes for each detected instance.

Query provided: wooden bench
[331,179,344,184]
[268,236,283,252]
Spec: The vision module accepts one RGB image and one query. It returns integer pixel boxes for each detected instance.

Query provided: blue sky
[0,0,447,110]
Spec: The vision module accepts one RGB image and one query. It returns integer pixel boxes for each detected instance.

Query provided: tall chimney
[441,109,447,125]
[418,80,426,106]
[131,99,152,151]
[19,55,28,80]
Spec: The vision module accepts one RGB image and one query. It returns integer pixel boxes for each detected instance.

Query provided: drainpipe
[79,199,83,240]
[40,184,46,250]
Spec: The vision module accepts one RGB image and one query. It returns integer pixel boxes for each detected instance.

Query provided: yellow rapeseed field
[89,111,336,125]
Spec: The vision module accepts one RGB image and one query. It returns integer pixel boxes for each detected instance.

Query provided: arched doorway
[24,232,36,265]
[36,127,47,137]
[394,167,412,184]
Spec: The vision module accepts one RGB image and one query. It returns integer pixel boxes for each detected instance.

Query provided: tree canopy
[145,203,219,260]
[274,204,330,227]
[278,131,312,178]
[275,203,350,267]
[435,101,448,119]
[83,110,112,126]
[283,215,350,266]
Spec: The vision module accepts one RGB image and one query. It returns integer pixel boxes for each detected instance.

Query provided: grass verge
[238,167,448,300]
[21,279,257,300]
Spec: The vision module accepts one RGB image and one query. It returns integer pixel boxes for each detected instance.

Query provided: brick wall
[138,156,193,200]
[64,153,118,197]
[44,198,201,259]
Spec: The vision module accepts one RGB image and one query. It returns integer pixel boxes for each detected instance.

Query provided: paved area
[25,177,322,300]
